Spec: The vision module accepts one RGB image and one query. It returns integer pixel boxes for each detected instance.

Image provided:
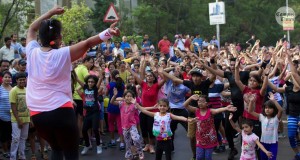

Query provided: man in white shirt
[112,42,124,60]
[0,37,15,62]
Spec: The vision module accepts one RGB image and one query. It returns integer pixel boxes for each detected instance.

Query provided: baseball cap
[189,67,203,76]
[18,59,27,65]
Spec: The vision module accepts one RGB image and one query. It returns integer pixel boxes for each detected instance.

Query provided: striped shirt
[0,85,11,121]
[208,83,224,109]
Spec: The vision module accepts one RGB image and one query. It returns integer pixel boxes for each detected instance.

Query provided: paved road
[0,119,295,160]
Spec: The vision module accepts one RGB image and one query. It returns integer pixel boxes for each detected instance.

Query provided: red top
[30,101,73,116]
[195,108,218,148]
[158,39,171,54]
[0,76,2,84]
[242,86,263,120]
[141,81,160,112]
[184,39,191,49]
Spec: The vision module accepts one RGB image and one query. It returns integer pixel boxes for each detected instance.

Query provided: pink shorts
[108,113,122,135]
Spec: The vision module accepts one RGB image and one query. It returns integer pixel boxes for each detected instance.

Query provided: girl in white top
[248,92,283,160]
[135,98,194,160]
[26,6,119,160]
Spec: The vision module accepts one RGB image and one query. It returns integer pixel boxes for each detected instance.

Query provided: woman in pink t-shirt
[127,59,166,154]
[26,6,120,160]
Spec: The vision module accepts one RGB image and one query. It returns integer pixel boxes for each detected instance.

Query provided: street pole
[216,0,220,53]
[286,0,290,43]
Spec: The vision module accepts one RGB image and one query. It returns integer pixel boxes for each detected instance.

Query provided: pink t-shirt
[26,40,72,112]
[119,101,139,129]
[240,131,259,160]
[242,86,263,120]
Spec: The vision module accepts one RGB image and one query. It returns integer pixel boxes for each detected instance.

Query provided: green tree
[91,0,115,32]
[56,3,92,44]
[117,0,300,46]
[0,0,33,39]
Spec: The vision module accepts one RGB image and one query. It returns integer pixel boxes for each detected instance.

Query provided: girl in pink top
[184,95,237,160]
[229,113,273,160]
[110,89,147,160]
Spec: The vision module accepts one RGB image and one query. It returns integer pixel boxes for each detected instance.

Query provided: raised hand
[268,92,275,101]
[226,105,237,112]
[249,94,256,102]
[108,22,120,37]
[229,113,233,120]
[49,6,65,15]
[113,88,118,96]
[157,66,164,73]
[130,97,136,104]
[190,94,200,101]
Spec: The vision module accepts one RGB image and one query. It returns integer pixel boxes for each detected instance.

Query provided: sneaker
[119,145,125,151]
[278,133,286,138]
[96,145,102,154]
[108,142,116,148]
[222,139,228,145]
[227,148,238,160]
[116,137,121,142]
[81,145,92,155]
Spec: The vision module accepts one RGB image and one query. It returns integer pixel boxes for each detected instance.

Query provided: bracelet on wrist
[98,29,112,41]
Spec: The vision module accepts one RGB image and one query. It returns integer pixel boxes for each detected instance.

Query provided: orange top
[30,101,73,116]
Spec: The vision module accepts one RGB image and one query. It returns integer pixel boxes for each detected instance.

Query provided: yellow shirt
[73,64,89,100]
[119,70,130,84]
[9,86,29,123]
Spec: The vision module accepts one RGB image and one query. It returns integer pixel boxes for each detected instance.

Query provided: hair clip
[49,19,53,30]
[50,41,55,45]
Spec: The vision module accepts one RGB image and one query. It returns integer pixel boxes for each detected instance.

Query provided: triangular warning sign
[103,3,120,22]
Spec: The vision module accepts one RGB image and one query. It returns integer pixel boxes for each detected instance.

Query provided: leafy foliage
[114,0,300,46]
[56,2,92,44]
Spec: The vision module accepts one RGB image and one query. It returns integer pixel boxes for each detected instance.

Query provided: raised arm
[159,69,183,84]
[170,114,189,122]
[198,59,225,78]
[27,7,65,44]
[127,64,143,85]
[267,80,285,93]
[110,88,120,106]
[234,61,245,92]
[247,94,260,118]
[229,113,242,133]
[211,105,237,115]
[287,52,300,85]
[135,102,155,117]
[183,95,198,113]
[260,68,269,96]
[70,22,119,62]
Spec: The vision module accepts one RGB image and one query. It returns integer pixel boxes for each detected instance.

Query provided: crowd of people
[0,6,300,160]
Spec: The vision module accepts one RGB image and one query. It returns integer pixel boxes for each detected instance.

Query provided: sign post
[103,3,120,22]
[209,1,225,53]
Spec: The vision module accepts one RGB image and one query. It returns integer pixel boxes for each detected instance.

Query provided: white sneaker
[97,145,102,154]
[116,137,121,142]
[81,145,92,155]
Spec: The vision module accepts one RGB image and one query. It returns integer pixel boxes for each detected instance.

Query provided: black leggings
[156,139,172,160]
[139,112,155,139]
[82,111,100,147]
[32,108,79,160]
[170,108,188,150]
[224,110,242,149]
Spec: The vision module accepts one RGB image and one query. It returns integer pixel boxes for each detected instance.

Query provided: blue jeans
[196,147,214,160]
